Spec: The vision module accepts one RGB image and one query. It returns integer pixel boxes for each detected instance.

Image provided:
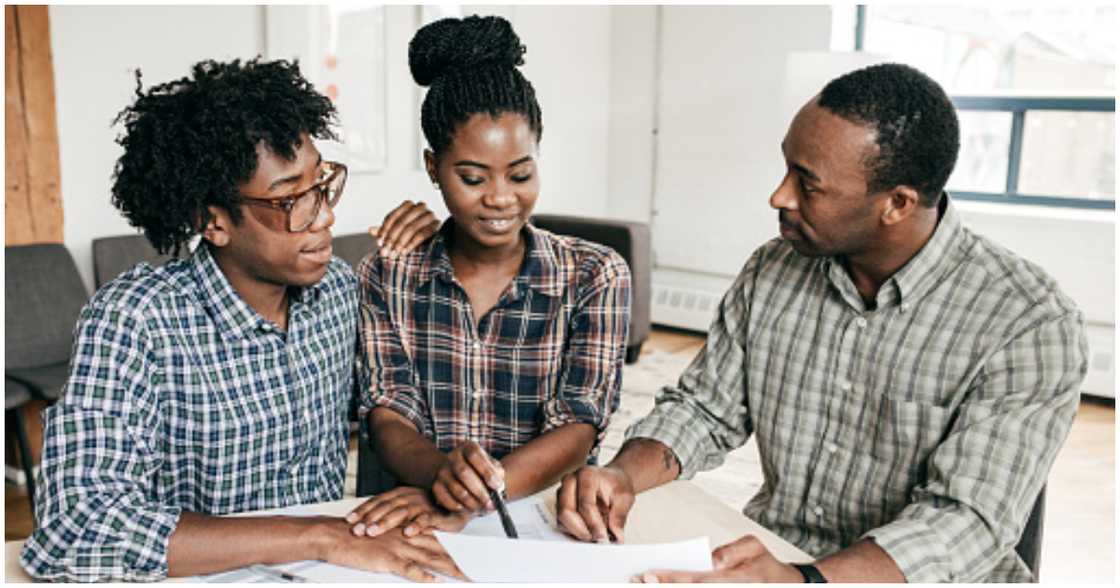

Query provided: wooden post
[5,5,63,246]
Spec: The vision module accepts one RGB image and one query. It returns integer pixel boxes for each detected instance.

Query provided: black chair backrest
[1015,485,1046,580]
[92,235,174,290]
[5,244,90,370]
[333,232,375,270]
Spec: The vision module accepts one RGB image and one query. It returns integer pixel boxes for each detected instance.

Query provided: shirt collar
[821,194,965,309]
[418,220,564,298]
[889,194,965,305]
[191,244,326,339]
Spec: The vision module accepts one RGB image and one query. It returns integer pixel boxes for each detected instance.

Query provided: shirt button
[473,340,482,350]
[855,317,868,328]
[813,505,824,516]
[899,303,910,314]
[289,463,300,474]
[839,379,852,392]
[473,390,485,400]
[826,442,838,454]
[304,409,312,422]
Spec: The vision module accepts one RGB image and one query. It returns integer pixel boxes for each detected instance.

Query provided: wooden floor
[6,327,1115,582]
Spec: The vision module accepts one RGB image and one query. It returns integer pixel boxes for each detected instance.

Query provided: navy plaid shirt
[357,221,630,461]
[20,245,358,582]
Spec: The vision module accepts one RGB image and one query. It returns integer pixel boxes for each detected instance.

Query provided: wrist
[304,517,345,563]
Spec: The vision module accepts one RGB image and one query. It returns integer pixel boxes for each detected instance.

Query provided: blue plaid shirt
[20,245,358,582]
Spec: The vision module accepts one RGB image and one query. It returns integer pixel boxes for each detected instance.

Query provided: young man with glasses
[20,58,454,582]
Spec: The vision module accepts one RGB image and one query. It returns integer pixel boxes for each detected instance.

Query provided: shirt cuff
[363,392,429,437]
[861,510,953,583]
[623,402,727,479]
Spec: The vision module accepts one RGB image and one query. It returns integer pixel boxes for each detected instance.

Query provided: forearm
[500,423,597,500]
[814,539,906,583]
[167,512,339,577]
[607,437,681,494]
[370,407,446,488]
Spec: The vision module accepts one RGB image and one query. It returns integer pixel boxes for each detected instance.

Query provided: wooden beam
[5,5,34,245]
[4,5,63,246]
[17,6,63,243]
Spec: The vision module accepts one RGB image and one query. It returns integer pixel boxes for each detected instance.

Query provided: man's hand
[345,486,438,538]
[431,440,505,514]
[555,465,635,543]
[369,200,440,258]
[632,535,803,583]
[322,523,464,582]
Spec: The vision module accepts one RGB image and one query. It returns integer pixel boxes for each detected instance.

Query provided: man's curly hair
[818,63,959,207]
[111,58,338,255]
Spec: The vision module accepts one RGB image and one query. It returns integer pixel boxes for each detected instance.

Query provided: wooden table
[5,481,811,582]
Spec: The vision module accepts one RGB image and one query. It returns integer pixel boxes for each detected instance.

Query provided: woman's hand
[370,200,441,258]
[431,440,505,515]
[344,486,438,538]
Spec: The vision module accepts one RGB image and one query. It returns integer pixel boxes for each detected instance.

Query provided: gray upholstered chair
[5,244,89,402]
[91,234,174,289]
[531,214,651,364]
[332,232,375,269]
[6,378,39,518]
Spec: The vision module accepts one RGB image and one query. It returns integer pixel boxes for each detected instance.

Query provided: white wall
[49,5,614,293]
[651,6,834,275]
[50,5,265,292]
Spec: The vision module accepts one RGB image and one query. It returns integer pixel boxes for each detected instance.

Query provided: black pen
[489,483,519,539]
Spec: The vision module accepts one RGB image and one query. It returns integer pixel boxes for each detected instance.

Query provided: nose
[483,177,517,209]
[769,171,798,212]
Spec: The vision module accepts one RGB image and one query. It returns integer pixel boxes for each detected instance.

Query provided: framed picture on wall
[266,5,387,173]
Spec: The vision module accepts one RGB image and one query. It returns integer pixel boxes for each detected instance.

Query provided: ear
[423,149,438,185]
[200,205,233,248]
[880,185,922,227]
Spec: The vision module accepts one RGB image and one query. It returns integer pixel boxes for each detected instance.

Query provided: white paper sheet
[434,532,712,583]
[459,496,570,542]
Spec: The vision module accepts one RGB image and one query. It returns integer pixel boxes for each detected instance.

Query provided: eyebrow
[453,155,534,170]
[269,154,323,192]
[779,140,821,183]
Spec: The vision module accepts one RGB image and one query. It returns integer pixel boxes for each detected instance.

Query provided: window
[850,4,1115,209]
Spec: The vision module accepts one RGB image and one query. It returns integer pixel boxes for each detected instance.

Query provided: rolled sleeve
[864,309,1087,582]
[542,252,631,445]
[625,255,759,479]
[20,305,180,582]
[356,254,430,435]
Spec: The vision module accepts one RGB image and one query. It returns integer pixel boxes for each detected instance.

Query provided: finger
[404,512,432,537]
[462,444,503,491]
[346,497,381,524]
[371,504,426,537]
[399,218,440,254]
[432,479,468,513]
[396,560,437,583]
[382,203,430,251]
[556,475,594,542]
[388,204,436,248]
[577,484,610,542]
[363,504,409,536]
[446,456,490,510]
[633,570,707,583]
[606,498,630,544]
[712,535,765,569]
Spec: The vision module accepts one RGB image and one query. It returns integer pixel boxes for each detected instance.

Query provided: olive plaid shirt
[628,197,1087,582]
[357,221,630,461]
[20,245,357,582]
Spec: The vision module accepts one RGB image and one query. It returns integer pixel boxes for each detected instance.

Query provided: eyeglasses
[238,161,348,232]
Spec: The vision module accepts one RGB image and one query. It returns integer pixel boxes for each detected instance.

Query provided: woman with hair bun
[348,14,631,537]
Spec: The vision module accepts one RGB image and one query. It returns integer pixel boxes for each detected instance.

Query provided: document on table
[435,532,712,583]
[193,495,712,582]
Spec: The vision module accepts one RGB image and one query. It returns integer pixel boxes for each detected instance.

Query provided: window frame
[853,5,1116,211]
